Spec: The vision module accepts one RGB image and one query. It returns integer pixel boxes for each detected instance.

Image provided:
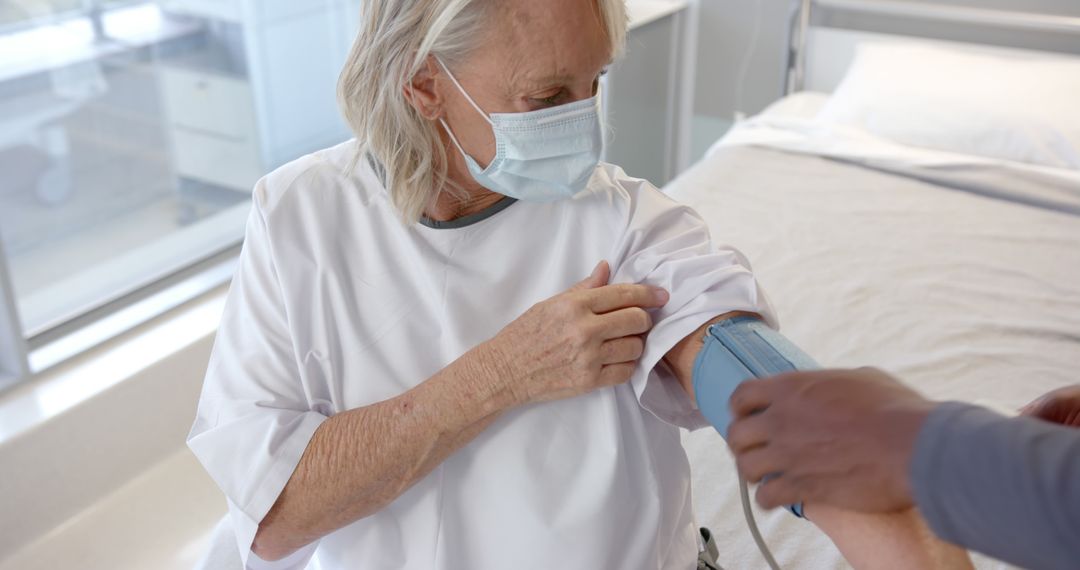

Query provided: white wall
[692,0,793,123]
[689,0,797,160]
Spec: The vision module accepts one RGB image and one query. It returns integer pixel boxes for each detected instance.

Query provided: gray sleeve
[911,401,1080,570]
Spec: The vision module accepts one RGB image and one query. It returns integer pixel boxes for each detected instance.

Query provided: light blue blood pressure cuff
[692,316,819,518]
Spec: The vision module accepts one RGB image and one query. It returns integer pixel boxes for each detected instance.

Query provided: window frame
[1,220,240,395]
[24,247,240,375]
[1,0,358,392]
[0,233,30,391]
[0,0,248,393]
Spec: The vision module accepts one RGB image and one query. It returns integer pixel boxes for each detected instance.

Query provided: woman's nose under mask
[436,56,605,202]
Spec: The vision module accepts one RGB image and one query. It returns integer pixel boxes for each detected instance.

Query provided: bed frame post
[785,0,813,95]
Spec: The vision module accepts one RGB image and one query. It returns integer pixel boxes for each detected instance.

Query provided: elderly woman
[188,0,973,568]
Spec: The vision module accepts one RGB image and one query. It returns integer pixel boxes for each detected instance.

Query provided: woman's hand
[1020,384,1080,427]
[483,261,669,407]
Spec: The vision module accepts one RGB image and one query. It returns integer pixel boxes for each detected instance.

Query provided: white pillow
[817,42,1080,170]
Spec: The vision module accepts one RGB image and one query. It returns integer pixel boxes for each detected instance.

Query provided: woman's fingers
[599,336,645,365]
[569,261,610,292]
[503,270,669,401]
[585,283,668,314]
[598,361,637,387]
[596,306,653,339]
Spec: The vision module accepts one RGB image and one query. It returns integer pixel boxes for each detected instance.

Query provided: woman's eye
[533,90,563,106]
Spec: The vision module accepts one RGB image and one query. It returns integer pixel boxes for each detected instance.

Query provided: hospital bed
[673,1,1080,568]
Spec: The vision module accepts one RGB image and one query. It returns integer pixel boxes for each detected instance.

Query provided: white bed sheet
[673,109,1080,569]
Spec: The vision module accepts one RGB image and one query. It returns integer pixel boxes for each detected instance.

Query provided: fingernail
[654,288,669,303]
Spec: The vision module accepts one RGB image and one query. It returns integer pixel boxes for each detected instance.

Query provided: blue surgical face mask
[436,57,604,202]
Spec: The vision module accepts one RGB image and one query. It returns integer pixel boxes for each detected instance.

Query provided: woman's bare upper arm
[661,311,762,400]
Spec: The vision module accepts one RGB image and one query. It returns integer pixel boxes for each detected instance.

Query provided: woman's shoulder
[585,162,700,225]
[254,139,385,219]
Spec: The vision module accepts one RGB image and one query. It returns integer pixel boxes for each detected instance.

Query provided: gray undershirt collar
[365,152,518,229]
[419,195,518,229]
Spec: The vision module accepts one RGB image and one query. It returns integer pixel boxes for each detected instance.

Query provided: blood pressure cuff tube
[692,316,819,518]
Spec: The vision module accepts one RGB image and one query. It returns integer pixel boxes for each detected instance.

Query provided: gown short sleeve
[187,180,328,569]
[606,167,776,431]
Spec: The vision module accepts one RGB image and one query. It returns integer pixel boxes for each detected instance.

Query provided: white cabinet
[160,68,254,138]
[171,126,262,191]
[158,0,360,191]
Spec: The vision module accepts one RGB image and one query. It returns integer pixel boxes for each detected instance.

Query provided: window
[0,0,360,385]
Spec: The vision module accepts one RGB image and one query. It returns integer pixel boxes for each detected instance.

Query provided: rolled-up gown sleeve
[911,402,1080,570]
[187,182,328,569]
[607,170,775,430]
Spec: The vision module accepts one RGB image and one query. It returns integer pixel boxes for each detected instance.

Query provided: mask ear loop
[438,117,472,163]
[433,56,494,166]
[434,56,494,126]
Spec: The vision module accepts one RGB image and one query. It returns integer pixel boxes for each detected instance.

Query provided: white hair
[338,0,628,223]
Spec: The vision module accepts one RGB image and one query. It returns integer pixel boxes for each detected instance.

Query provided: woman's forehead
[472,0,612,91]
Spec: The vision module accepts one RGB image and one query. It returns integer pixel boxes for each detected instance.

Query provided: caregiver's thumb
[571,260,611,292]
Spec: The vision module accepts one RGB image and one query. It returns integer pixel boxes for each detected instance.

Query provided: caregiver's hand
[1020,384,1080,427]
[728,368,937,513]
[485,261,669,406]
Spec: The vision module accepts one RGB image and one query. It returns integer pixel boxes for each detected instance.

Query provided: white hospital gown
[187,140,773,569]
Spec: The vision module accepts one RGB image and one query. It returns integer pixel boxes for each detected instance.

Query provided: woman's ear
[403,55,443,120]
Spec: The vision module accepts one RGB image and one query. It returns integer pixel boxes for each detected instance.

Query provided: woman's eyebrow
[518,72,574,90]
[518,61,615,91]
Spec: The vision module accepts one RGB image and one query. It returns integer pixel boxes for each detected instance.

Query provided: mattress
[671,117,1080,569]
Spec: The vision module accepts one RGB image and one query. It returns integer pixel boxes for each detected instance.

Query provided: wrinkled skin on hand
[486,261,669,406]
